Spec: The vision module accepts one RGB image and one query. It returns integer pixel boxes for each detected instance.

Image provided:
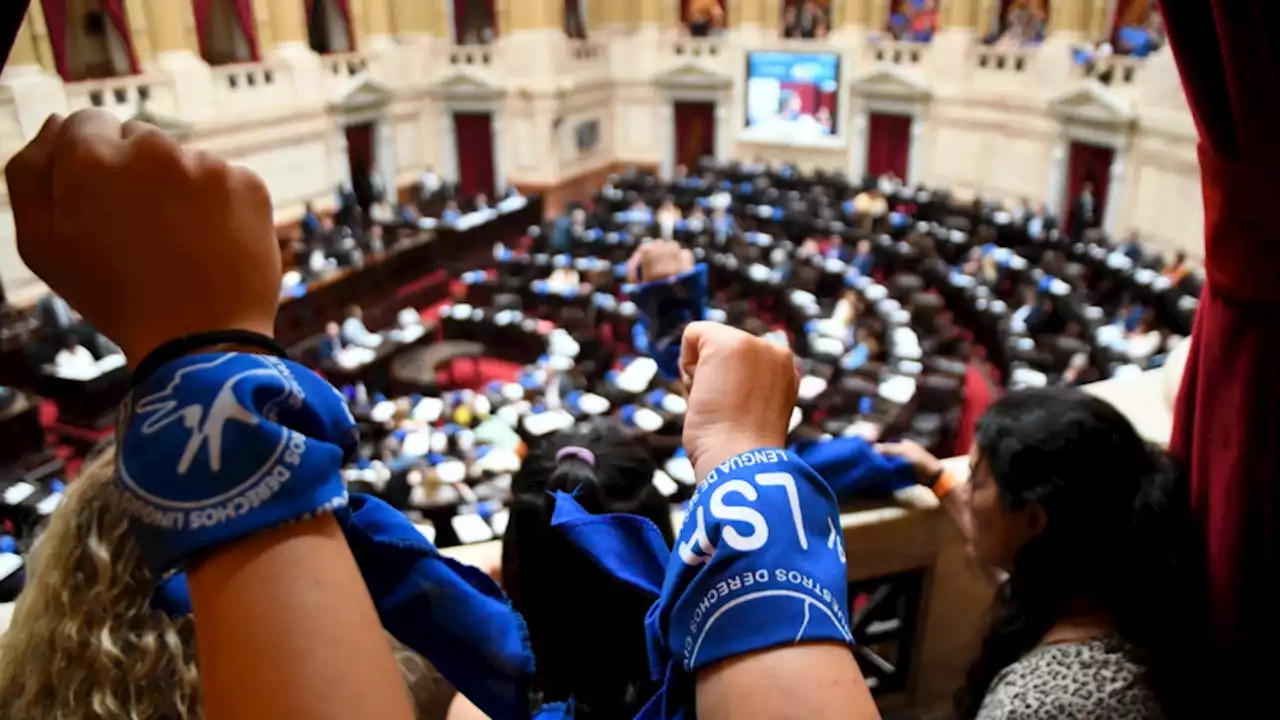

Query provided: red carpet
[435,357,522,391]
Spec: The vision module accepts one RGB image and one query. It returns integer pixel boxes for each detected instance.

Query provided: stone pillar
[1103,144,1128,235]
[140,0,213,120]
[0,8,68,139]
[849,109,869,180]
[1087,0,1113,38]
[123,0,155,65]
[360,0,396,48]
[942,0,979,29]
[907,113,924,186]
[760,0,779,33]
[659,100,674,179]
[508,0,560,31]
[267,0,311,48]
[5,11,41,72]
[252,0,276,50]
[388,0,433,36]
[867,1,887,32]
[1046,134,1069,216]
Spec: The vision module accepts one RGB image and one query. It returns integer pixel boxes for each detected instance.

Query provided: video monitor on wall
[744,51,841,145]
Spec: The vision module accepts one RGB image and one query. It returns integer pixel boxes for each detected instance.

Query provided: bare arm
[698,645,880,720]
[189,516,415,720]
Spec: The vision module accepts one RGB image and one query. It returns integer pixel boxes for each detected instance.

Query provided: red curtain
[231,0,260,60]
[1062,141,1112,236]
[1160,0,1280,690]
[346,122,374,177]
[333,0,355,50]
[192,0,214,57]
[454,112,496,199]
[866,112,911,179]
[674,101,716,172]
[40,0,69,79]
[99,0,139,73]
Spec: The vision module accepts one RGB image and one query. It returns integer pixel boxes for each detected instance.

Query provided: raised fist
[626,238,694,284]
[679,321,799,482]
[6,110,282,365]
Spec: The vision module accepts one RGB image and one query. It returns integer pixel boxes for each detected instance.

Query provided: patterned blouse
[977,637,1165,719]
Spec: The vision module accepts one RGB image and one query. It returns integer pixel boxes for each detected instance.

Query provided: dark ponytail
[502,422,673,719]
[955,388,1212,719]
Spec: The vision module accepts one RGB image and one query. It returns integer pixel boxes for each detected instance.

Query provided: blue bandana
[153,493,538,720]
[625,264,709,380]
[117,352,357,574]
[549,450,852,719]
[789,436,918,500]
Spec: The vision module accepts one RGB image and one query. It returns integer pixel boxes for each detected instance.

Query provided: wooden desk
[276,200,542,346]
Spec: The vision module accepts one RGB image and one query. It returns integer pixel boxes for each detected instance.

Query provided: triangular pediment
[429,70,505,102]
[331,77,393,112]
[654,62,733,91]
[849,66,931,100]
[1048,81,1135,126]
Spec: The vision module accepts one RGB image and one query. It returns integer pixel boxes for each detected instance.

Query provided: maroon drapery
[453,112,496,199]
[1160,1,1280,688]
[231,0,260,60]
[333,0,355,50]
[673,101,716,172]
[866,113,911,179]
[40,0,69,79]
[1062,141,1112,236]
[99,0,139,73]
[345,122,373,174]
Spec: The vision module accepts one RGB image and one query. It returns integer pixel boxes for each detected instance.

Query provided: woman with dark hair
[879,387,1211,719]
[502,423,675,718]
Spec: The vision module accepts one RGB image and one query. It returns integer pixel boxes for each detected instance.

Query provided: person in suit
[1071,181,1098,237]
[1116,229,1145,263]
[341,305,382,348]
[850,239,875,276]
[317,322,345,362]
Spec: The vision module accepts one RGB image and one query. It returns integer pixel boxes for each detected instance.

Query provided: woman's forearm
[188,515,415,720]
[697,644,880,720]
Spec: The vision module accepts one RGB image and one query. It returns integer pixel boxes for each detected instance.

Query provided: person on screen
[757,92,825,140]
[815,106,834,135]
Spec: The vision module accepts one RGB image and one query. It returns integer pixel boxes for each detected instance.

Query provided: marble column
[1050,0,1092,34]
[907,113,924,186]
[1046,134,1069,215]
[268,0,311,49]
[251,0,276,50]
[388,0,431,35]
[360,0,396,49]
[491,112,507,191]
[123,0,155,65]
[142,0,212,120]
[1088,0,1114,39]
[1103,145,1128,235]
[714,101,729,163]
[849,110,870,180]
[659,101,674,179]
[0,8,68,139]
[942,0,979,29]
[759,0,779,34]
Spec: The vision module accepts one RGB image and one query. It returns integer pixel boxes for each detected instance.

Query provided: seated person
[473,193,491,212]
[441,199,463,224]
[656,198,682,239]
[685,204,708,232]
[318,321,345,361]
[502,424,674,719]
[546,262,582,292]
[852,188,888,231]
[341,305,383,349]
[418,165,442,200]
[1126,314,1163,364]
[53,334,97,376]
[709,206,735,237]
[1026,203,1054,239]
[1162,249,1191,284]
[1010,286,1042,334]
[877,171,903,196]
[300,201,322,239]
[1059,351,1095,386]
[617,198,653,225]
[850,238,875,276]
[366,224,386,255]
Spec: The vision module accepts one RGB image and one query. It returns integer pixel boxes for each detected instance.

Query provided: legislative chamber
[0,1,1259,719]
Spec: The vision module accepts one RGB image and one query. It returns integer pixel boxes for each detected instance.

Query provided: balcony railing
[975,45,1035,73]
[448,43,494,68]
[568,40,604,63]
[65,74,154,114]
[867,37,930,66]
[1080,53,1146,87]
[672,36,723,59]
[322,51,370,79]
[210,61,288,114]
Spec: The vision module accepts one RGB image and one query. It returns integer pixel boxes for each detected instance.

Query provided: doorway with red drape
[346,122,375,212]
[453,112,496,200]
[673,101,716,172]
[1062,141,1112,237]
[866,112,911,180]
[1159,0,1280,699]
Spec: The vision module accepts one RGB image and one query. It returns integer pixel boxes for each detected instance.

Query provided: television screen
[744,51,841,143]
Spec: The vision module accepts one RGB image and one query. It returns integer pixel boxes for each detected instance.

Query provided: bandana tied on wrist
[118,352,357,574]
[548,450,854,719]
[625,264,709,380]
[789,436,918,500]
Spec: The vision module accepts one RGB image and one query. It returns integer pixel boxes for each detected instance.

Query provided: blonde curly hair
[0,447,455,719]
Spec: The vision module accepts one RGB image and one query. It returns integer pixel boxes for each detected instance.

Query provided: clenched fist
[6,109,282,365]
[626,238,694,284]
[679,322,799,482]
